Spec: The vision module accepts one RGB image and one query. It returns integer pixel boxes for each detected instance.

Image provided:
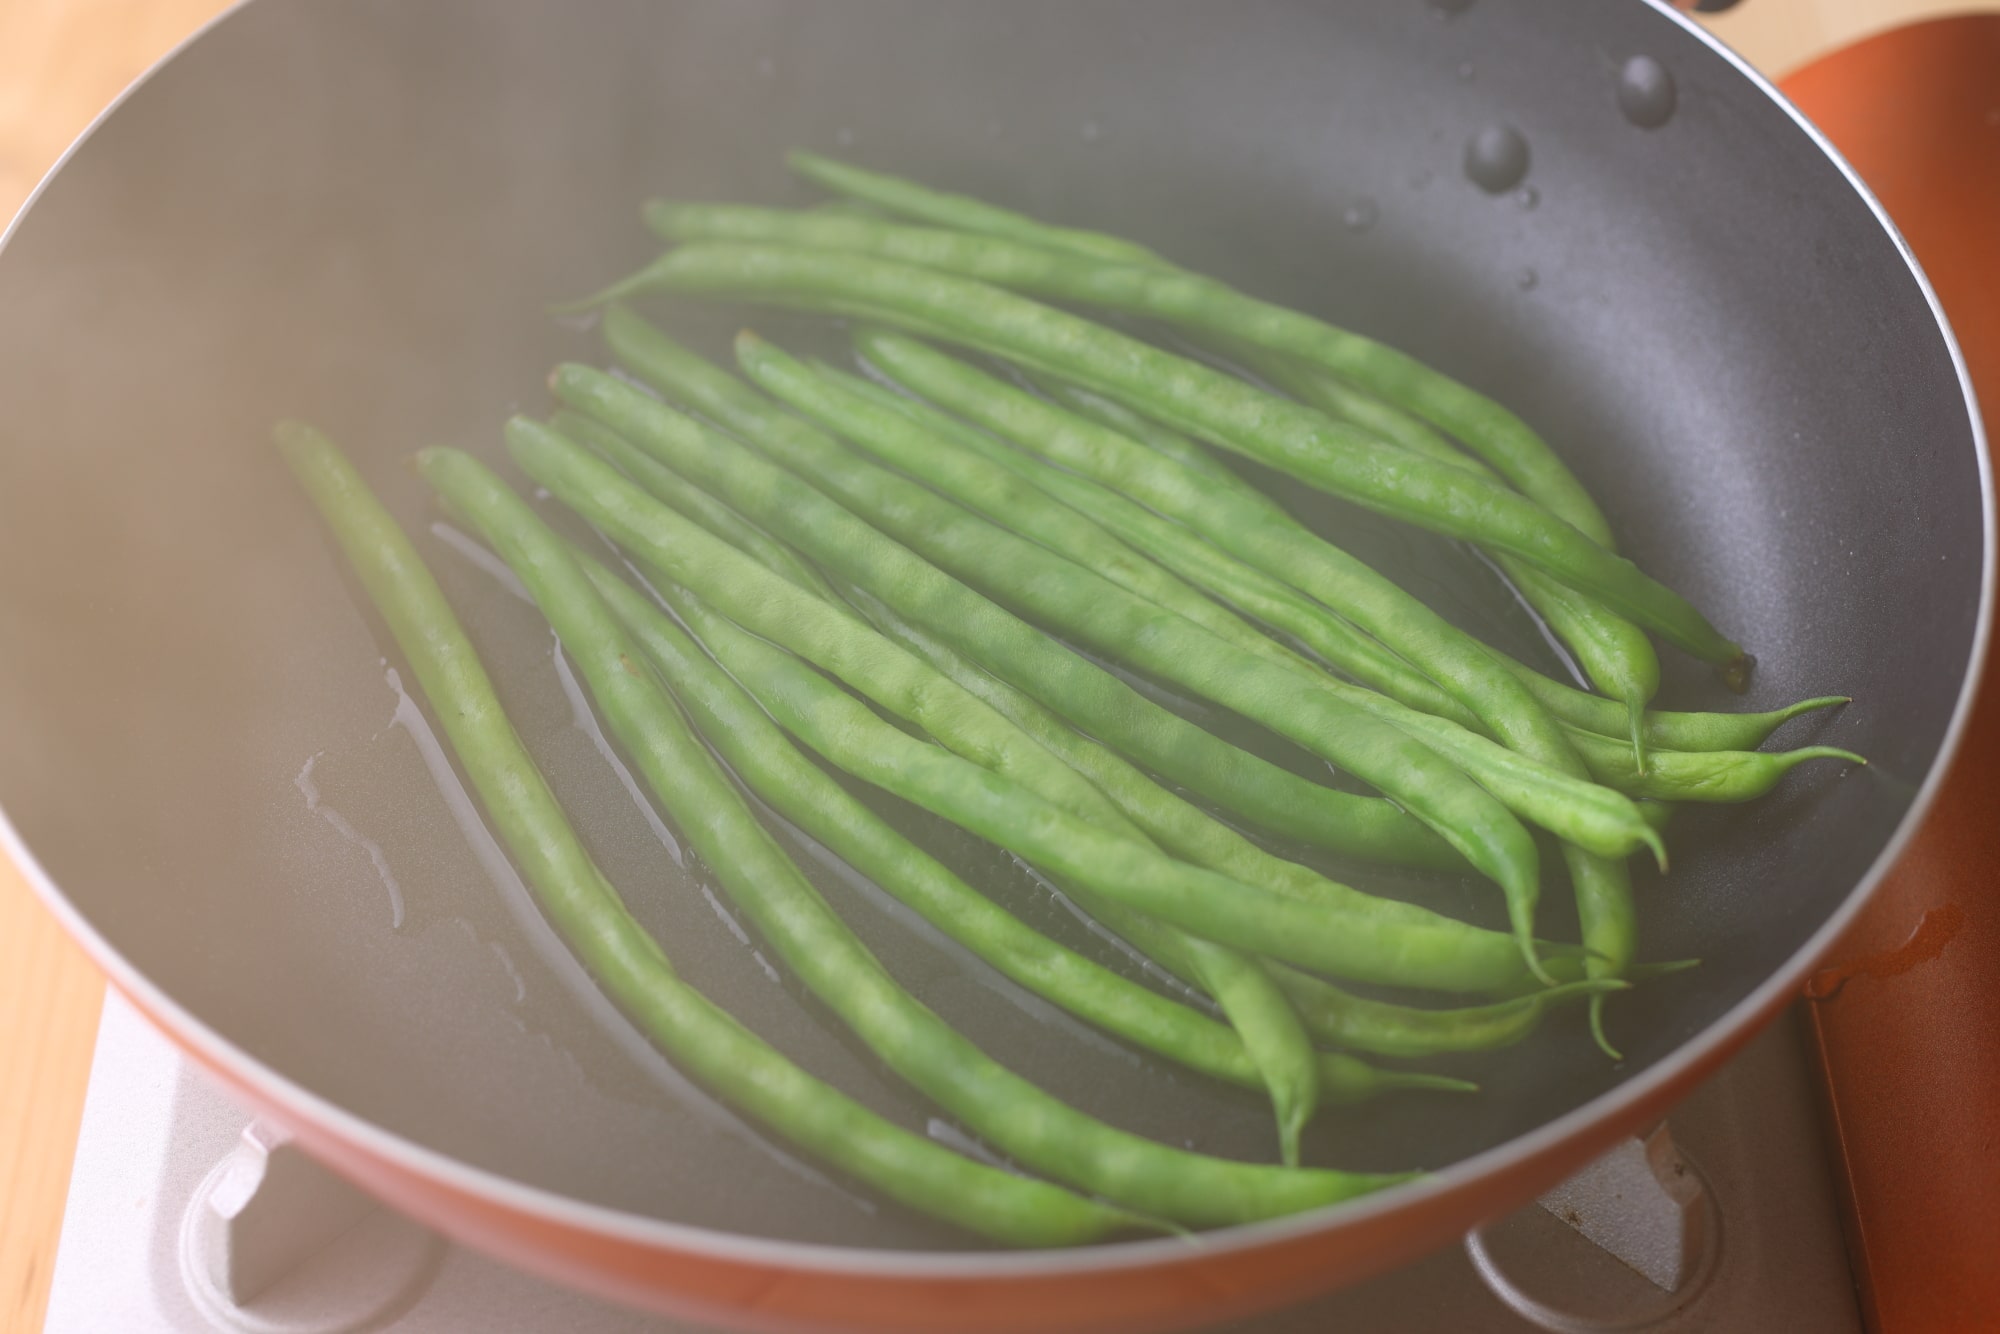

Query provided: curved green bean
[1563,730,1867,802]
[593,309,1465,870]
[1516,675,1849,753]
[275,422,1140,1246]
[428,439,1409,1227]
[1268,972,1623,1059]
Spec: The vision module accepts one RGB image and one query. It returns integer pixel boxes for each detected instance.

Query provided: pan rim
[2,0,1991,1282]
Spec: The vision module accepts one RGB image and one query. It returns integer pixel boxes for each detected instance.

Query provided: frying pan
[0,0,1987,1329]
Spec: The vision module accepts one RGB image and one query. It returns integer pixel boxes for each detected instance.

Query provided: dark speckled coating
[0,0,1983,1326]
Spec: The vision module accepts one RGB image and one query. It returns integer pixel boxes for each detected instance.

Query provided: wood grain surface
[0,2,1981,1333]
[0,7,235,1329]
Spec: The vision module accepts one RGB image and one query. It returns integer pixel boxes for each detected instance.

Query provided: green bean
[275,422,1141,1246]
[1514,674,1849,754]
[512,416,1550,993]
[1268,972,1622,1059]
[430,439,1409,1227]
[651,197,1615,567]
[1562,730,1866,803]
[724,334,1570,960]
[827,362,1472,729]
[617,230,1737,665]
[786,150,1170,269]
[548,408,838,602]
[593,309,1464,870]
[1244,351,1661,770]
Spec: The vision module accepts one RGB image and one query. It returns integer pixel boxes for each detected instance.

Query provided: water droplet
[1428,0,1476,14]
[1985,107,1999,128]
[1617,55,1677,129]
[1464,124,1530,193]
[1407,167,1435,191]
[835,127,855,147]
[1456,61,1476,83]
[1341,197,1380,233]
[756,56,775,78]
[1516,267,1539,291]
[1082,119,1103,142]
[1515,185,1539,211]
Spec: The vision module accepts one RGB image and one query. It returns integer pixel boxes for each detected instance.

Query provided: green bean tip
[1717,650,1756,694]
[1393,1072,1480,1096]
[1588,996,1623,1061]
[1523,949,1560,989]
[1628,957,1702,980]
[548,256,673,316]
[1640,823,1669,873]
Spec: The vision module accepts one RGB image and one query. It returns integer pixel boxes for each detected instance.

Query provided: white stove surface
[44,990,1864,1333]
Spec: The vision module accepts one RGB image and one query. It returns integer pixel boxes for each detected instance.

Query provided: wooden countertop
[1,14,237,1331]
[0,1,1975,1331]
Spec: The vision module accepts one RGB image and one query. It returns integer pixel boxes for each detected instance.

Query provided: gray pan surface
[0,0,1983,1258]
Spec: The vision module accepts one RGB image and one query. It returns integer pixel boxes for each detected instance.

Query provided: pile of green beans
[276,424,1144,1246]
[271,151,1865,1246]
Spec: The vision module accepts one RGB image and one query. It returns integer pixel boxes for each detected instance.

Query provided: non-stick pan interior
[0,0,1979,1249]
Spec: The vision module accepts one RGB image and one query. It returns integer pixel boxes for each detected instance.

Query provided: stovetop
[44,990,1864,1333]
